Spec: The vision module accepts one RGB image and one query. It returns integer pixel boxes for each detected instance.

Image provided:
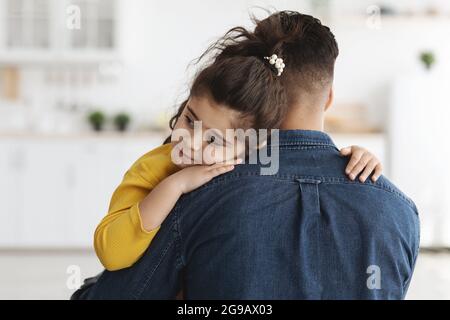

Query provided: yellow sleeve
[94,143,179,271]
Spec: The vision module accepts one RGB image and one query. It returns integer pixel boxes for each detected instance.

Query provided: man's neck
[280,108,325,131]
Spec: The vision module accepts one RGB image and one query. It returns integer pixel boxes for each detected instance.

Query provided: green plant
[113,112,131,132]
[87,110,106,131]
[420,51,436,70]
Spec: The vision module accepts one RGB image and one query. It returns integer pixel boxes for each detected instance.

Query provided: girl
[94,53,382,273]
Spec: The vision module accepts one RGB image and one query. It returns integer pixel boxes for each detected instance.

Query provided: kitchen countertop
[0,130,169,140]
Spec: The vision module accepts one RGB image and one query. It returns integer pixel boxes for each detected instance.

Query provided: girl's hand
[171,159,242,194]
[340,146,383,182]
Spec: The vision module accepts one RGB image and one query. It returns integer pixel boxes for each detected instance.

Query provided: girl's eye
[207,135,223,145]
[184,115,194,128]
[209,136,226,147]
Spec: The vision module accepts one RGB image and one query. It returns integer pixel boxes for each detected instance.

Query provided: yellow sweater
[94,143,180,271]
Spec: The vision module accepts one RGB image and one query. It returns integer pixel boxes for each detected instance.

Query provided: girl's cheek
[221,145,243,162]
[202,145,231,164]
[202,144,217,165]
[201,144,245,164]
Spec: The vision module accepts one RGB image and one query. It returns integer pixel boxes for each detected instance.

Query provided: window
[69,0,115,49]
[6,0,50,48]
[3,0,116,51]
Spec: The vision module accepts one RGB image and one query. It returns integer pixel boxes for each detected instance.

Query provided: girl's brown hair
[164,17,292,143]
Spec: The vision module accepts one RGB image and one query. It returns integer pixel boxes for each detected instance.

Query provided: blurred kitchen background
[1,0,450,299]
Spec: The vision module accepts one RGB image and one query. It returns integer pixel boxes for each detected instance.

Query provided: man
[76,11,419,299]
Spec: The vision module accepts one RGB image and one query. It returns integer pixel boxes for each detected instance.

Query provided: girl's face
[171,94,247,168]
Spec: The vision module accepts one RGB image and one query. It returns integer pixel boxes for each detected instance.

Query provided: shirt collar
[270,130,336,148]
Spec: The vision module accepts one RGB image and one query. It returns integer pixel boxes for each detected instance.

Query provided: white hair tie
[264,54,285,76]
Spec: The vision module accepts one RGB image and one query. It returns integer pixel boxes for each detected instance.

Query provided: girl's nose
[191,138,203,151]
[181,138,201,157]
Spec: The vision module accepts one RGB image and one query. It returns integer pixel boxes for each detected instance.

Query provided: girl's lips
[180,149,195,163]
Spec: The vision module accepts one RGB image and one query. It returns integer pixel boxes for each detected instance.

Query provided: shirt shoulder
[127,143,179,186]
[371,176,417,211]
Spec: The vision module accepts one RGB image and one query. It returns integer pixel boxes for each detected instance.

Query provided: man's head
[254,11,339,112]
[205,10,339,129]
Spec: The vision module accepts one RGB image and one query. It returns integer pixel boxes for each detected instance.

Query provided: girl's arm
[340,146,383,182]
[139,161,239,231]
[95,160,238,271]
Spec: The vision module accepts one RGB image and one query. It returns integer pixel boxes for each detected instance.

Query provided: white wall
[332,16,450,128]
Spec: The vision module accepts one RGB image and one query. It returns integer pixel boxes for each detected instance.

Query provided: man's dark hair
[203,10,339,106]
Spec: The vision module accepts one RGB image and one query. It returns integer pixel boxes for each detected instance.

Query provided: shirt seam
[187,173,417,211]
[133,241,175,299]
[173,203,185,267]
[132,222,177,299]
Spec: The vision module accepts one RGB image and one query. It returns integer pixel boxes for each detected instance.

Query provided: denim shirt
[86,130,420,300]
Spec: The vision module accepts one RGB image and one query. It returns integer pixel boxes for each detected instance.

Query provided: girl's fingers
[208,165,235,178]
[208,158,242,170]
[340,147,352,156]
[207,163,226,171]
[371,164,383,182]
[358,159,378,182]
[348,153,372,180]
[345,149,365,175]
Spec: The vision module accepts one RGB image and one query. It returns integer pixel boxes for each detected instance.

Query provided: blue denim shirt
[84,130,420,300]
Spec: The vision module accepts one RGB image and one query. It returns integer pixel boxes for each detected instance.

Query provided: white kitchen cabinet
[20,142,76,246]
[4,0,51,49]
[0,141,26,245]
[0,134,164,248]
[64,141,105,248]
[0,0,119,64]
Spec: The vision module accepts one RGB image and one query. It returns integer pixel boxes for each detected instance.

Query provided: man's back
[176,130,419,299]
[81,130,419,300]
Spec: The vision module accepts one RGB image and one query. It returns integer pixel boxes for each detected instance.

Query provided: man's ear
[324,87,333,112]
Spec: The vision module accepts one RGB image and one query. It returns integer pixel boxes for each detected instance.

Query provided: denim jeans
[75,130,420,299]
